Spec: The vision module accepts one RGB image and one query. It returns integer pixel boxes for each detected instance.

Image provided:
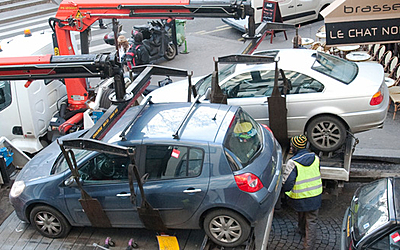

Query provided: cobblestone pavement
[267,182,363,250]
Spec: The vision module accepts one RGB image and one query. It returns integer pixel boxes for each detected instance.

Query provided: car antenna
[119,97,152,141]
[173,95,201,140]
[212,104,226,121]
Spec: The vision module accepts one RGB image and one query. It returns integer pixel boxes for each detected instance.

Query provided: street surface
[1,6,400,249]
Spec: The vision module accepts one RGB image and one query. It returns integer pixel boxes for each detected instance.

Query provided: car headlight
[10,180,25,198]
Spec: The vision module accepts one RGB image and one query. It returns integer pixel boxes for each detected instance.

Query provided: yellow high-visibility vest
[285,156,322,199]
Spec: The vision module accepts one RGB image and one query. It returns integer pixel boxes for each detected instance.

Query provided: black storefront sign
[326,17,400,45]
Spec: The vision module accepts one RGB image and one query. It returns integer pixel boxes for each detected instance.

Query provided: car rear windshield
[223,109,262,169]
[352,178,389,241]
[311,52,358,84]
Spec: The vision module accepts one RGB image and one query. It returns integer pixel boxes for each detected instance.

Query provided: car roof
[103,102,237,144]
[236,49,319,75]
[0,31,55,56]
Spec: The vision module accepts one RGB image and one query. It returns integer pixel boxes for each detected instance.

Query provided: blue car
[9,102,282,247]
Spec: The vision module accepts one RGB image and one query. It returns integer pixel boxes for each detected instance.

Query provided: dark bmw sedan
[341,177,400,250]
[10,102,283,248]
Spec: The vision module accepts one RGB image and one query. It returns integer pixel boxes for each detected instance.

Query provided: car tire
[203,209,251,248]
[306,116,347,152]
[30,205,71,238]
[99,88,114,109]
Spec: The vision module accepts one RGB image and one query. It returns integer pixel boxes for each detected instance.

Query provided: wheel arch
[198,206,252,230]
[318,3,331,20]
[304,113,350,135]
[25,202,71,225]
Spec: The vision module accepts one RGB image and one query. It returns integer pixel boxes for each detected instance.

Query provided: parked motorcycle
[133,19,177,61]
[103,19,177,61]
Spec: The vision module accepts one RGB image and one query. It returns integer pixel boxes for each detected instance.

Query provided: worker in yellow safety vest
[282,135,322,250]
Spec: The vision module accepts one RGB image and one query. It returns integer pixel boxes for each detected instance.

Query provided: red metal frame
[53,0,196,111]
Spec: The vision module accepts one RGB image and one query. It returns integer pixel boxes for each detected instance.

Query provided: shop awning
[321,0,400,46]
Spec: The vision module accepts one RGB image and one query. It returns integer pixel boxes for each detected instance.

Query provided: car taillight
[370,90,383,105]
[234,173,263,193]
[261,123,273,135]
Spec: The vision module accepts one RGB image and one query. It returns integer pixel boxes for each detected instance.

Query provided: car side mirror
[64,176,82,187]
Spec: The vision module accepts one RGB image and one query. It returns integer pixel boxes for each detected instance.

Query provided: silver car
[146,49,389,152]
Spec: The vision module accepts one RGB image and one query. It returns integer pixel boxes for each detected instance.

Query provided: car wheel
[164,43,177,60]
[306,116,346,152]
[203,209,251,248]
[30,205,71,238]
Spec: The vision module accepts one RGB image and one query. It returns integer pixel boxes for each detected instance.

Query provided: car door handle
[297,4,302,7]
[116,193,131,197]
[288,5,294,8]
[183,188,202,194]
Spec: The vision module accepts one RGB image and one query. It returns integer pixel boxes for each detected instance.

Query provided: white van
[223,0,333,32]
[0,31,67,154]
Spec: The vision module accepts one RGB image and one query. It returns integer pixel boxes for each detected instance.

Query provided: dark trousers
[298,209,318,250]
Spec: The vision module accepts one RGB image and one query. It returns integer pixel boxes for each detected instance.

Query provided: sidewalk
[354,105,400,161]
[0,185,12,225]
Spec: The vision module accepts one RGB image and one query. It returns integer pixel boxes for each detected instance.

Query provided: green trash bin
[175,19,186,46]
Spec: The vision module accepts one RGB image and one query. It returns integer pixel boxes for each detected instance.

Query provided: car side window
[283,70,324,94]
[145,145,203,180]
[367,230,400,250]
[222,70,275,98]
[0,81,12,112]
[79,153,131,182]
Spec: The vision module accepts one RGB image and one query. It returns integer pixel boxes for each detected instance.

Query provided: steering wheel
[228,85,240,98]
[96,156,115,177]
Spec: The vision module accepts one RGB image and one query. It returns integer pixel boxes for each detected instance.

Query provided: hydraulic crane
[0,52,191,140]
[48,0,255,121]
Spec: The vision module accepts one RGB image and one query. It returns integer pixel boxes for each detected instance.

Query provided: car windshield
[311,52,358,84]
[223,109,262,168]
[52,149,92,174]
[196,64,237,96]
[352,178,389,241]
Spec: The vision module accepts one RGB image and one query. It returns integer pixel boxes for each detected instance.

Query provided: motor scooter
[132,19,177,61]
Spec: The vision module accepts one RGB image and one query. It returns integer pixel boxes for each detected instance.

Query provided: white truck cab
[0,31,67,154]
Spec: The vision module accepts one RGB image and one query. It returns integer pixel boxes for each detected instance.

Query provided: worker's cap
[290,135,307,149]
[118,35,127,43]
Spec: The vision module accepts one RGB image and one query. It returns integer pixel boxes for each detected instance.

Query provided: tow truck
[0,48,281,249]
[0,0,355,247]
[0,48,355,250]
